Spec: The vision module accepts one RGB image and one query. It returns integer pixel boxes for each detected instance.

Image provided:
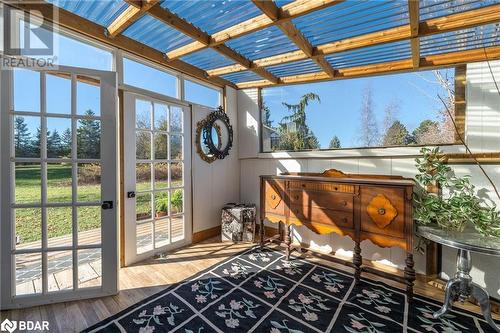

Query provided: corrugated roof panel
[181,49,236,70]
[226,26,299,61]
[293,0,409,47]
[420,0,499,20]
[161,0,262,35]
[266,59,321,77]
[274,0,294,7]
[420,24,500,56]
[326,40,411,68]
[221,71,263,84]
[123,15,193,53]
[47,0,128,27]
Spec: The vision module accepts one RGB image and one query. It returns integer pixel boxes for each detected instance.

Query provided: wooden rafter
[408,0,420,68]
[106,0,159,38]
[236,45,500,89]
[166,0,344,60]
[207,3,500,77]
[149,5,279,84]
[5,1,235,88]
[252,0,336,78]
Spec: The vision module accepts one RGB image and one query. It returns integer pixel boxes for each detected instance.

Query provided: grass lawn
[15,164,184,245]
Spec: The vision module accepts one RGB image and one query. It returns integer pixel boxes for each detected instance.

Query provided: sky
[263,69,453,149]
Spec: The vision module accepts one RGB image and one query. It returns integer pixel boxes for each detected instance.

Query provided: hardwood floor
[1,239,498,332]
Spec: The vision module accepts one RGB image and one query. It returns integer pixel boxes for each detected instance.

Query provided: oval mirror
[203,107,233,160]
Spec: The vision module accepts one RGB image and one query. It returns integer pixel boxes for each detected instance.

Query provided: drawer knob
[271,194,277,200]
[301,184,306,188]
[342,200,347,206]
[378,208,386,215]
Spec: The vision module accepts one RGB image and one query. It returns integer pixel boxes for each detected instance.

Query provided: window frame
[258,66,466,154]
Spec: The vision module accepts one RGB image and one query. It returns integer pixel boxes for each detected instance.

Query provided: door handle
[101,201,114,210]
[127,191,136,198]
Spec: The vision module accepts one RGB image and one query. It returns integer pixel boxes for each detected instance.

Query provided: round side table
[417,225,500,333]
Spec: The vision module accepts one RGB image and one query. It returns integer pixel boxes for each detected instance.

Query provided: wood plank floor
[2,239,498,332]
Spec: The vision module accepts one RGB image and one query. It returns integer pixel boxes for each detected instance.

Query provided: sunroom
[0,0,499,332]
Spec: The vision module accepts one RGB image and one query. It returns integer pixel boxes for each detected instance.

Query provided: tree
[31,127,42,157]
[329,135,341,149]
[61,128,72,157]
[358,86,379,147]
[412,119,441,145]
[382,121,411,146]
[261,101,273,127]
[277,93,321,151]
[382,99,400,134]
[47,129,62,157]
[14,116,31,157]
[77,110,101,159]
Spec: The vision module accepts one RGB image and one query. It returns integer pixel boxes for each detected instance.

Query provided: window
[123,57,178,98]
[261,69,459,152]
[18,19,113,71]
[184,79,220,108]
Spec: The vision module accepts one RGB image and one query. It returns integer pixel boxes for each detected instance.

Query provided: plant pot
[156,211,168,218]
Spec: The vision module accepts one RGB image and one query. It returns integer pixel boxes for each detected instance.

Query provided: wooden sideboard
[260,169,416,299]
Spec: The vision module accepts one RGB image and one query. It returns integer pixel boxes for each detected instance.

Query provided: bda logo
[0,319,17,333]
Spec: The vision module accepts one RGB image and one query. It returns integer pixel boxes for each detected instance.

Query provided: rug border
[83,245,497,332]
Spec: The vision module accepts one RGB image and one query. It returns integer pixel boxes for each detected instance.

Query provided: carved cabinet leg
[404,252,416,301]
[284,224,291,260]
[259,218,265,248]
[353,241,362,283]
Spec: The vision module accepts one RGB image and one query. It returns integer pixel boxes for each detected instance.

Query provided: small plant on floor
[155,193,169,217]
[171,189,183,213]
[413,147,500,237]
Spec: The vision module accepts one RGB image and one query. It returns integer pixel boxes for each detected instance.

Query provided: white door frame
[0,65,118,309]
[123,92,192,266]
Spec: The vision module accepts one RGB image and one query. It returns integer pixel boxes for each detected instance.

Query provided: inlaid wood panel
[289,181,355,193]
[263,179,285,216]
[289,204,354,230]
[289,190,353,212]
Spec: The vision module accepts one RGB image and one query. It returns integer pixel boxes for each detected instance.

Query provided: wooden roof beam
[236,45,500,88]
[7,1,235,89]
[106,0,159,38]
[149,5,279,84]
[209,3,500,76]
[252,0,337,78]
[166,0,344,60]
[408,0,420,68]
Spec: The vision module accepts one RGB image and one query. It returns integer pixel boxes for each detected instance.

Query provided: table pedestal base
[434,249,499,333]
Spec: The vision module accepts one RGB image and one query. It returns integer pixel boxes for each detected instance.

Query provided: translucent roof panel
[326,40,411,69]
[420,0,499,20]
[293,0,409,47]
[226,26,299,61]
[181,49,236,71]
[161,0,262,35]
[221,71,264,84]
[266,59,321,77]
[123,15,193,53]
[47,0,128,27]
[274,0,294,7]
[420,24,500,56]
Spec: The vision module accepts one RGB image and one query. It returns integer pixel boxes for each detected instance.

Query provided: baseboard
[192,226,221,244]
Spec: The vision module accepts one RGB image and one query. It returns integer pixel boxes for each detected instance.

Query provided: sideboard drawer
[290,204,354,229]
[263,179,286,216]
[290,190,353,212]
[289,181,355,193]
[360,186,405,238]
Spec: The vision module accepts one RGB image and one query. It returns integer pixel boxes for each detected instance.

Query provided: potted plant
[413,147,500,237]
[171,190,183,214]
[155,193,169,217]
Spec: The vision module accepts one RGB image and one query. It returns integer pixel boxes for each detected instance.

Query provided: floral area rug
[84,246,499,333]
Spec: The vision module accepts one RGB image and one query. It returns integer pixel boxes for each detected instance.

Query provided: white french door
[123,92,192,266]
[0,65,118,309]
